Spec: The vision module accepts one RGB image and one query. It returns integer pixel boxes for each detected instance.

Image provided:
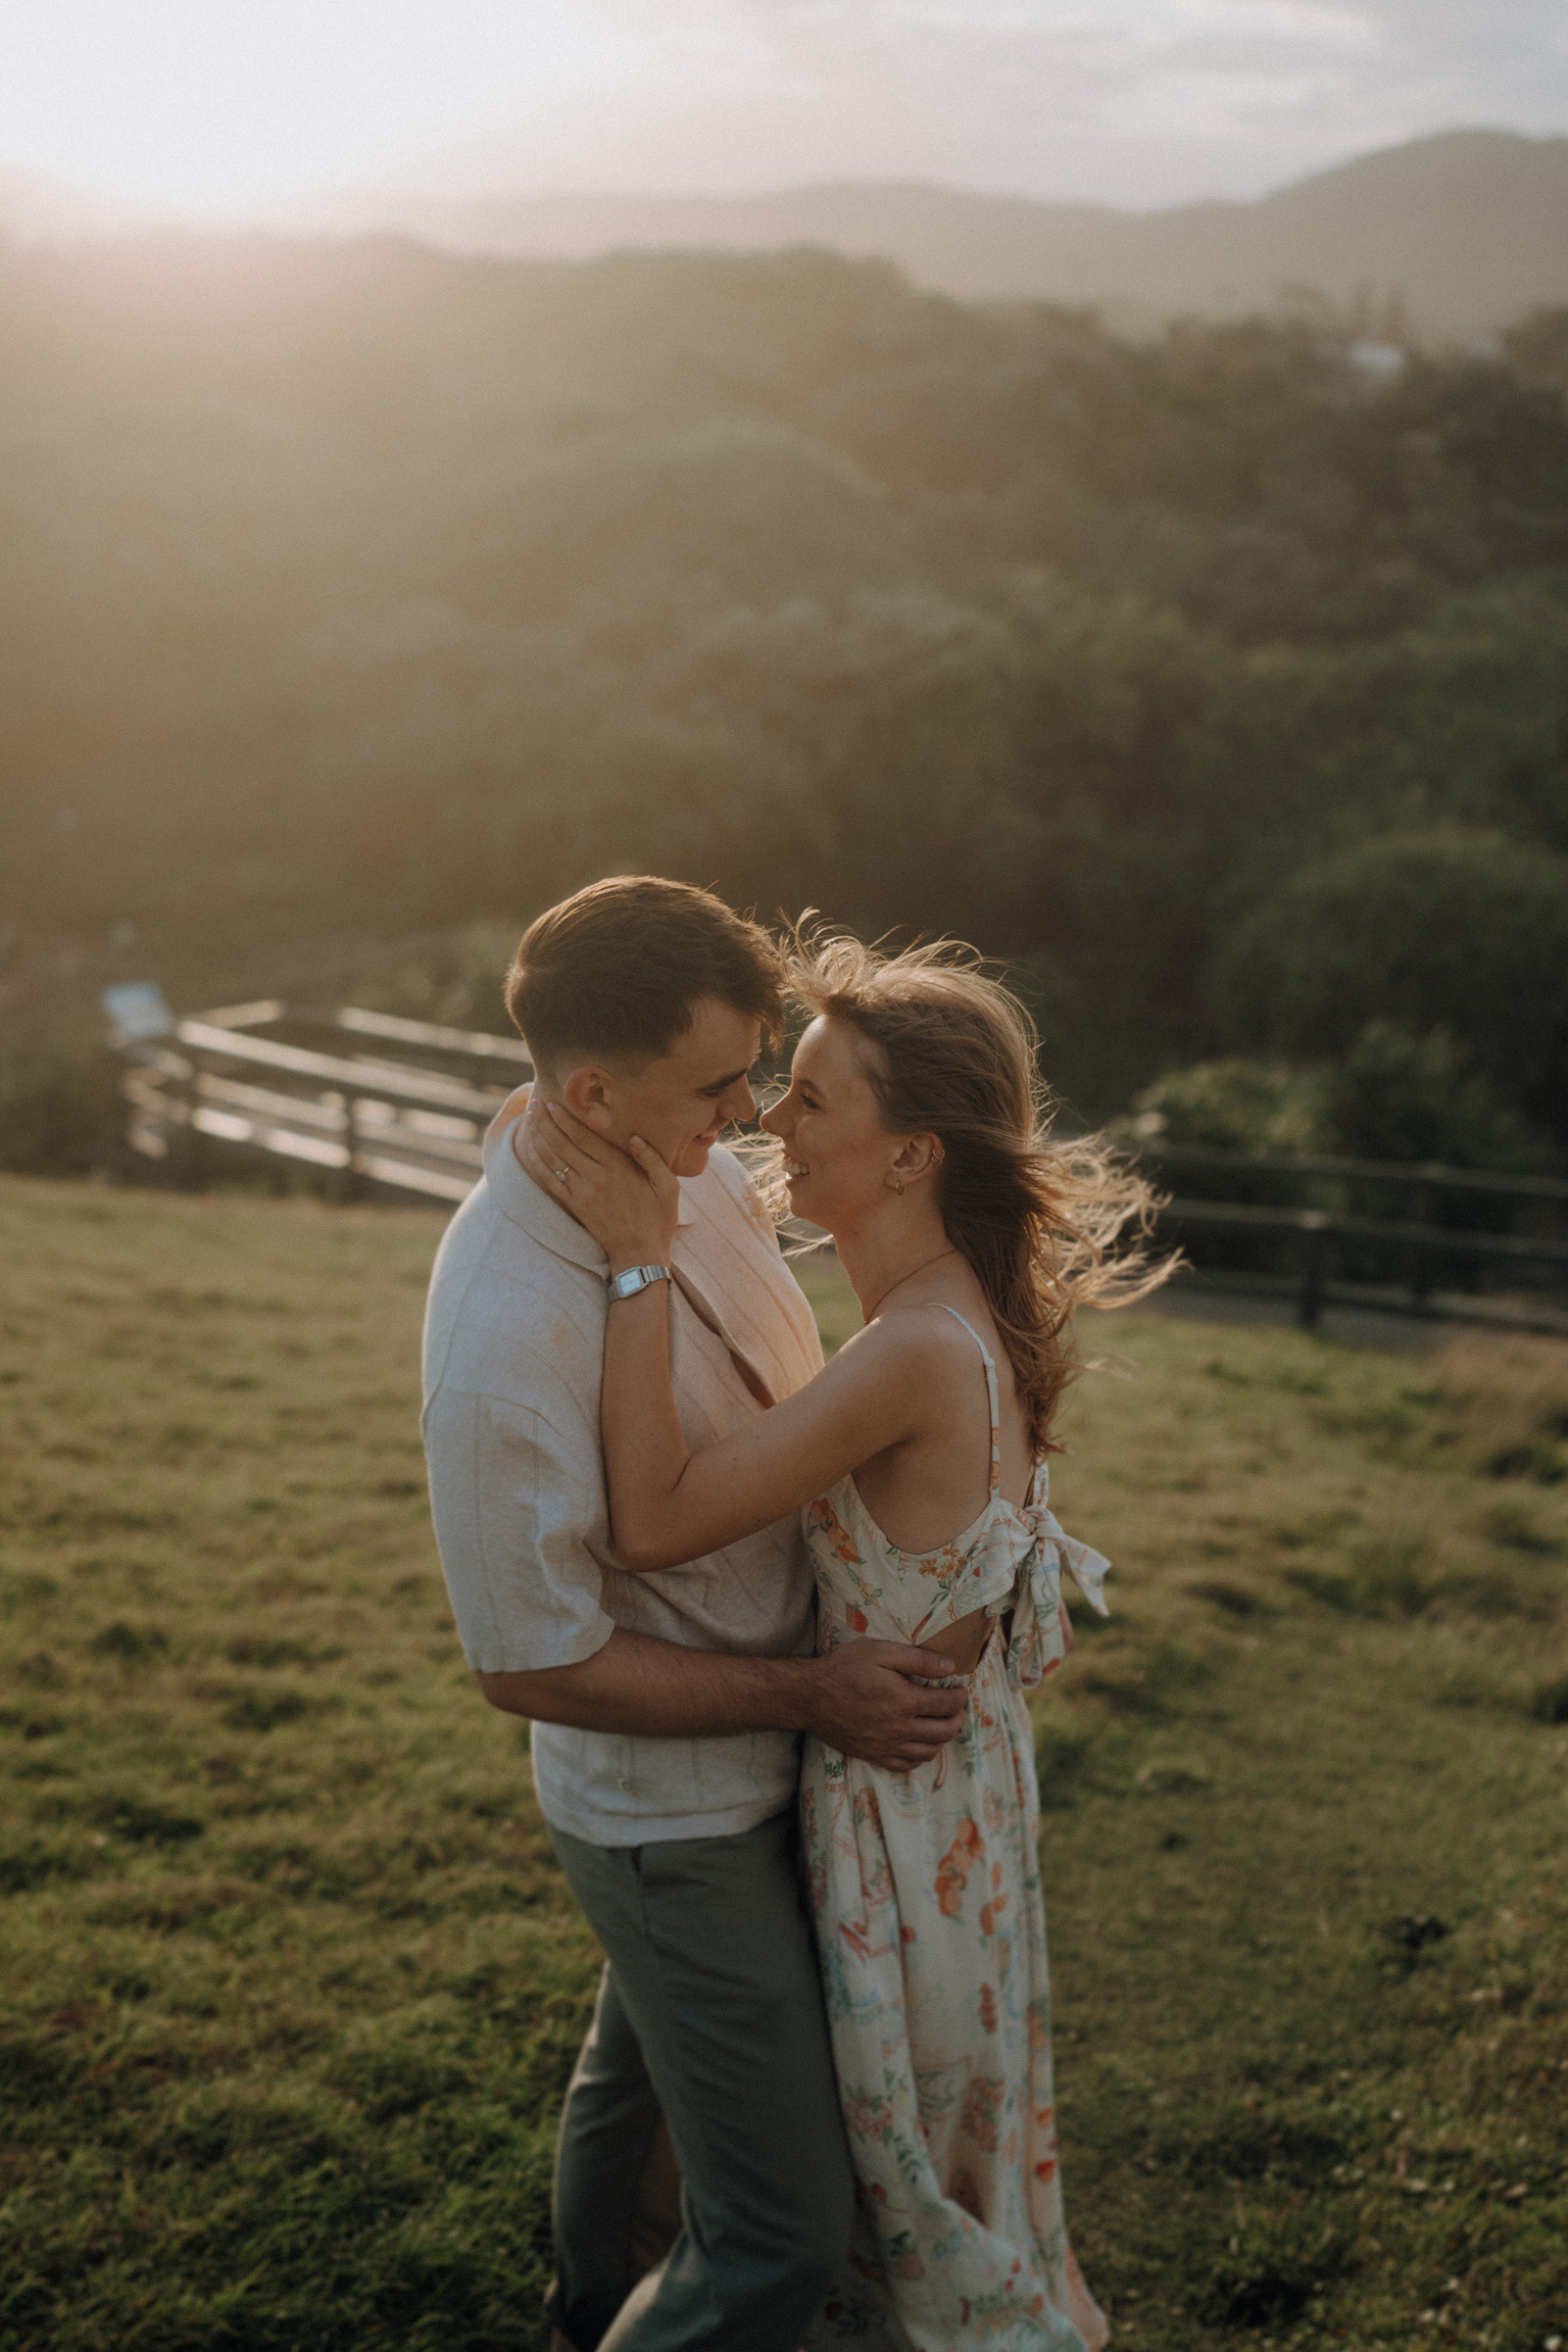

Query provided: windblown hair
[786,929,1174,1457]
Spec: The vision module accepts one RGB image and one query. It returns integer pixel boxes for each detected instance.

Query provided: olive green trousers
[547,1807,855,2352]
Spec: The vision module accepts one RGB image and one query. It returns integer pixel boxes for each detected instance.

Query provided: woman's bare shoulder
[844,1298,994,1386]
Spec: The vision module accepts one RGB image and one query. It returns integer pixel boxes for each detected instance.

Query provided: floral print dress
[801,1308,1110,2352]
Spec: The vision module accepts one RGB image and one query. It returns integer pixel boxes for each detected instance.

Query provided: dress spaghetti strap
[936,1304,1003,1496]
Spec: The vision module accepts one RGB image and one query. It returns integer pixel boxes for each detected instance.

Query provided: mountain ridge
[312,129,1568,343]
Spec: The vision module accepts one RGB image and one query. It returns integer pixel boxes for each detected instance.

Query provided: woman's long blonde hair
[782,929,1174,1457]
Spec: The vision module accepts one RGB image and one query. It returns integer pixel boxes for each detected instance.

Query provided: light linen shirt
[421,1096,825,1846]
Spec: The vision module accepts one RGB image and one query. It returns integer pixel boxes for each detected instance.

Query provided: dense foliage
[3,233,1567,1165]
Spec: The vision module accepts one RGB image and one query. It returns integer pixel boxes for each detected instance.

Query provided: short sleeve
[422,1384,616,1674]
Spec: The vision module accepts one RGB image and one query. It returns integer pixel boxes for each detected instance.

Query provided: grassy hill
[1,1175,1565,2348]
[335,130,1568,344]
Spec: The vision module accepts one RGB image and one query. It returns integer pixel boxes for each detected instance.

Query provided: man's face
[578,998,762,1178]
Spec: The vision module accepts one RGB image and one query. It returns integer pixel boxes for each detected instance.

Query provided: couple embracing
[421,876,1161,2352]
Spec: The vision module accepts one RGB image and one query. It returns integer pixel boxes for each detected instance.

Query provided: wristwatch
[607,1264,671,1302]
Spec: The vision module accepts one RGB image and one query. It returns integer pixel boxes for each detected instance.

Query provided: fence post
[337,1094,367,1203]
[170,1061,209,1191]
[1298,1211,1328,1330]
[102,1051,138,1187]
[1409,1163,1441,1304]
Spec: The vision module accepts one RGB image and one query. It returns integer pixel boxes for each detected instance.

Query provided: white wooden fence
[116,999,531,1203]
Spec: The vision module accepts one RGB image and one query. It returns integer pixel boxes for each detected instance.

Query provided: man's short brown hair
[505,876,785,1070]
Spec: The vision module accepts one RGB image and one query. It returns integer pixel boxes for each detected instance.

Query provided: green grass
[2,1180,1567,2351]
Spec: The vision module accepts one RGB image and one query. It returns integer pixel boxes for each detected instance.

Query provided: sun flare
[0,0,623,220]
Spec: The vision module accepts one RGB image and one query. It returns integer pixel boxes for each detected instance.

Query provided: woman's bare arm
[515,1099,931,1571]
[598,1277,925,1570]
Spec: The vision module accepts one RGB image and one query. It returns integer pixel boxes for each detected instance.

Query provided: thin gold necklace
[863,1246,962,1323]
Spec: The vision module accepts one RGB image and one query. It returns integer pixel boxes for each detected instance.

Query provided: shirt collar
[482,1087,696,1274]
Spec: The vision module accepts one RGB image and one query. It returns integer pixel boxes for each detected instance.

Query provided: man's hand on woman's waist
[800,1637,966,1773]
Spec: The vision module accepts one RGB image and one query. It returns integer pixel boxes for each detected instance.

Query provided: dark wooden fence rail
[1141,1141,1568,1213]
[1140,1145,1568,1332]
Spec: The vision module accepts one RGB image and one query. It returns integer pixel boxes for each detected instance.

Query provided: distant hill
[322,129,1568,344]
[0,165,120,242]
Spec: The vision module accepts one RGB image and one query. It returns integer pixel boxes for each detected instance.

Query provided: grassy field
[1,1175,1566,2352]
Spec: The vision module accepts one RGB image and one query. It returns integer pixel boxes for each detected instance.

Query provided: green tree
[1321,1020,1551,1169]
[1213,828,1568,1137]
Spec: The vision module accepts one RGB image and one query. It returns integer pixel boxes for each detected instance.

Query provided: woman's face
[760,1016,902,1232]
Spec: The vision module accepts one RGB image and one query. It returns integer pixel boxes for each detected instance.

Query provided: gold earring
[888,1174,906,1196]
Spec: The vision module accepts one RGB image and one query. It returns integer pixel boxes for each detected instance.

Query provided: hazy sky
[2,0,1566,219]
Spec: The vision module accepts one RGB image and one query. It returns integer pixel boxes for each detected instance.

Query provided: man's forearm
[477,1622,969,1773]
[476,1625,815,1739]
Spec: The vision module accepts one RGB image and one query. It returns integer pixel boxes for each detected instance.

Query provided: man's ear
[560,1064,616,1136]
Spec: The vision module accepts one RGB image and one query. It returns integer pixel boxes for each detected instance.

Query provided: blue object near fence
[102,982,174,1047]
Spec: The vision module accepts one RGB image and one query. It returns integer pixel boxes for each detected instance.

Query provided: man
[421,876,965,2352]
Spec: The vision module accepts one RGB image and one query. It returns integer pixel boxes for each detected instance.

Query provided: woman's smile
[760,1016,885,1210]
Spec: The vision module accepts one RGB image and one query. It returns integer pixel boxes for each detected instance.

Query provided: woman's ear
[560,1065,615,1135]
[890,1132,944,1188]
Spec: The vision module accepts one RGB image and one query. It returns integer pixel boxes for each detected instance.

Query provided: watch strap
[607,1263,672,1302]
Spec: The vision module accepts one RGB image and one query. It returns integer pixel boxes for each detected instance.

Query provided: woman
[519,933,1166,2352]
